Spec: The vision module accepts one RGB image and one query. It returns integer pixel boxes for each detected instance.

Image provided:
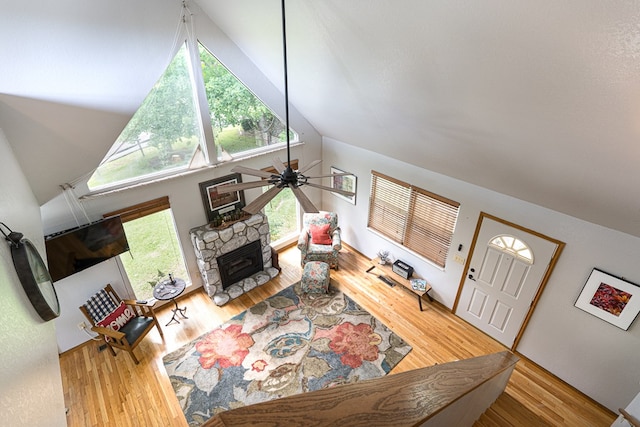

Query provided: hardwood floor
[59,245,616,426]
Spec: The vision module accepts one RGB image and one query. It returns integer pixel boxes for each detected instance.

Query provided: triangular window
[198,43,293,161]
[88,43,202,190]
[88,39,296,191]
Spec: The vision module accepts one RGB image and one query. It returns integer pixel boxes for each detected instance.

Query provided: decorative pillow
[95,302,137,340]
[310,223,332,245]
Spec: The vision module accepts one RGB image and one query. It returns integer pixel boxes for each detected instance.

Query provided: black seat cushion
[120,316,154,344]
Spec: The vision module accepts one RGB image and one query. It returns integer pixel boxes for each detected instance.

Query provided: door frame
[452,212,565,351]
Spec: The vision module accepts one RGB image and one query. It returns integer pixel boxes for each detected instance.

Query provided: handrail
[619,408,640,427]
[203,351,519,427]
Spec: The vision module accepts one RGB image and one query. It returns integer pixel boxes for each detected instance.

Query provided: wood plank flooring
[59,245,616,426]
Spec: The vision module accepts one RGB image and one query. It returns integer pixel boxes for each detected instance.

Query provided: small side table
[153,278,188,326]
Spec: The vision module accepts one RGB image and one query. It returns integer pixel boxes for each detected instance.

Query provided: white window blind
[368,171,460,268]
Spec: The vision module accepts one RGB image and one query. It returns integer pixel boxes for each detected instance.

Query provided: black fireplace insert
[216,240,263,289]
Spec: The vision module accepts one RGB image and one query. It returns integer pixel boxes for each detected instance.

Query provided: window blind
[368,171,459,268]
[103,196,170,223]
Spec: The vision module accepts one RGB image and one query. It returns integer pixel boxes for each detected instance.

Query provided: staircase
[204,351,519,427]
[475,392,553,426]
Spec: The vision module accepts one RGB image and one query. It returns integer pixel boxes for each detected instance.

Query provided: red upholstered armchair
[297,211,341,269]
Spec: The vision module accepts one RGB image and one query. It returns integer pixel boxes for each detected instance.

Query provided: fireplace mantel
[190,213,279,305]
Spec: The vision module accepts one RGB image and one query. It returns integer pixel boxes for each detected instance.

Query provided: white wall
[322,137,640,413]
[0,129,66,426]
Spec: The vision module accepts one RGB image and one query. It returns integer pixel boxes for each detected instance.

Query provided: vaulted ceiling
[2,0,640,237]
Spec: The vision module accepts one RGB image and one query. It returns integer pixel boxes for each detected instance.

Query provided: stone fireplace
[190,213,279,306]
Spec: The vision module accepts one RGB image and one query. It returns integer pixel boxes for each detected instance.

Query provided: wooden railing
[203,351,519,427]
[619,408,640,427]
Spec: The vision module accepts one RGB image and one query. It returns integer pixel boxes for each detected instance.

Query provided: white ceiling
[2,0,640,237]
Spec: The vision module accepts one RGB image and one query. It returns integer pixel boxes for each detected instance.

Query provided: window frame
[367,171,460,268]
[103,196,191,302]
[88,43,205,192]
[260,160,301,248]
[86,35,299,195]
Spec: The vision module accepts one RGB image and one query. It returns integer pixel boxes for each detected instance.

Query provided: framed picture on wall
[198,173,245,222]
[330,166,357,204]
[574,268,640,330]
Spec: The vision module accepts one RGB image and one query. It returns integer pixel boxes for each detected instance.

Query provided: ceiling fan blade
[272,157,286,173]
[304,181,356,197]
[297,159,321,174]
[304,172,354,179]
[216,180,271,193]
[231,165,276,179]
[243,186,283,215]
[291,185,319,213]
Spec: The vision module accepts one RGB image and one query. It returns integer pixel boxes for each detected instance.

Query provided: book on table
[410,278,428,292]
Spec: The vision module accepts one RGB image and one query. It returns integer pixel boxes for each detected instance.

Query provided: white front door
[455,214,561,348]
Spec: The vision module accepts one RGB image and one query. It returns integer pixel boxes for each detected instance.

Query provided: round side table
[153,277,188,326]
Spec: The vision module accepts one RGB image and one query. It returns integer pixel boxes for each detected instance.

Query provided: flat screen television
[45,216,129,282]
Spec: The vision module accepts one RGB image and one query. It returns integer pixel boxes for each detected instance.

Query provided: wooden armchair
[79,284,163,365]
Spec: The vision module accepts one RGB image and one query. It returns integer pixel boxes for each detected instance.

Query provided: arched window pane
[490,235,533,263]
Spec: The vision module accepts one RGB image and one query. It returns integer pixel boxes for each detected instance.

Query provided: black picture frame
[574,268,640,330]
[199,173,245,223]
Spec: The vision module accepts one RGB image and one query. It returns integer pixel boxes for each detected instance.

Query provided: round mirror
[11,239,60,321]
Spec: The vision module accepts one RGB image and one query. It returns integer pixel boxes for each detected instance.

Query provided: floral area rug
[163,281,412,426]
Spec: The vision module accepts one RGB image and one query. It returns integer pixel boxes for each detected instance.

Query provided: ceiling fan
[215,0,355,215]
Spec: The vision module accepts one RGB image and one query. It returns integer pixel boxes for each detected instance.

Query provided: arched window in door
[489,234,533,264]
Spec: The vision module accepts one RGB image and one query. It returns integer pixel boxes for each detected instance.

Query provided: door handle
[468,274,476,281]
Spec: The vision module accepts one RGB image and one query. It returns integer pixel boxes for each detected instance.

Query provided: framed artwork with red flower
[575,268,640,330]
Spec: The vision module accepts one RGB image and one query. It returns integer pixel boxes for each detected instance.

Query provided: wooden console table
[366,257,433,311]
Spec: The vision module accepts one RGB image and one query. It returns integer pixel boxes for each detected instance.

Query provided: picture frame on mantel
[331,166,357,204]
[574,268,640,330]
[199,173,245,223]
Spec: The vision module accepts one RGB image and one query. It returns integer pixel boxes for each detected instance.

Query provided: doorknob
[468,274,476,281]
